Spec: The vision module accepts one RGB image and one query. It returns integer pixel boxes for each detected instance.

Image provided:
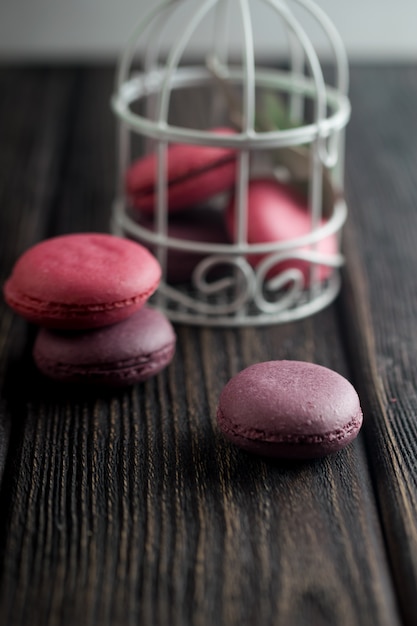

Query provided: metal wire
[111,0,351,326]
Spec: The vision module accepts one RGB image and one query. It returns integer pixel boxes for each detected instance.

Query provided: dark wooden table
[0,64,416,626]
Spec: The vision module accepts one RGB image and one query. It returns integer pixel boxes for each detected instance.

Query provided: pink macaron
[3,233,161,329]
[217,360,363,459]
[126,128,237,214]
[226,179,337,284]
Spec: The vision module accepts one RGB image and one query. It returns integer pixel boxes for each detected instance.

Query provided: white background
[0,0,416,62]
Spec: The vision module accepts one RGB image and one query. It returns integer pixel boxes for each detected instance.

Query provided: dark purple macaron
[132,207,231,283]
[33,306,176,387]
[217,360,363,459]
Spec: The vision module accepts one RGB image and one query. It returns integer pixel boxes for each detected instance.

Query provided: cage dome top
[112,0,350,162]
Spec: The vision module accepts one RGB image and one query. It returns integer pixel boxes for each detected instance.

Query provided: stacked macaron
[3,233,176,386]
[126,128,337,285]
[126,128,235,283]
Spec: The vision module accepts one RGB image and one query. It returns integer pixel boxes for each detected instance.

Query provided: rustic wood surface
[0,64,416,626]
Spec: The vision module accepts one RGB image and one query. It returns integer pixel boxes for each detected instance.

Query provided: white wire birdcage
[111,0,351,326]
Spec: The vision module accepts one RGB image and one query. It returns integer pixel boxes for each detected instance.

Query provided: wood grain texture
[341,64,417,626]
[0,64,415,626]
[0,67,76,486]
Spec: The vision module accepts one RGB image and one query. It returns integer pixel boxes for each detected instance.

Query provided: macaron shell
[4,233,161,329]
[33,306,176,386]
[226,179,337,284]
[217,360,363,459]
[126,128,237,213]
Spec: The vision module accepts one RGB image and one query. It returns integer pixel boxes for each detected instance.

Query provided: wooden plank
[340,64,417,626]
[43,67,117,236]
[0,67,77,486]
[0,65,409,625]
[0,317,402,626]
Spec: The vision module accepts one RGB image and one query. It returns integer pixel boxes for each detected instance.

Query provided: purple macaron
[132,207,231,283]
[33,306,176,386]
[217,360,363,459]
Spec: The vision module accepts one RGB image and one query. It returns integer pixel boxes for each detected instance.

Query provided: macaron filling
[4,285,157,316]
[217,406,363,446]
[34,342,176,384]
[129,154,236,201]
